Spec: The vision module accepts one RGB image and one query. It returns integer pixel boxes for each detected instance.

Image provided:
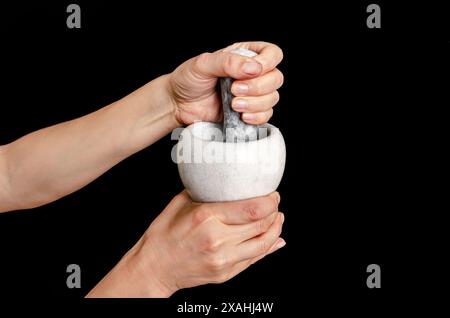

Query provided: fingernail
[242,61,261,75]
[280,212,285,223]
[233,98,248,111]
[275,238,286,249]
[233,83,249,95]
[242,113,256,122]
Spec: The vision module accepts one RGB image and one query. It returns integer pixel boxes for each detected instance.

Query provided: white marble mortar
[176,122,286,202]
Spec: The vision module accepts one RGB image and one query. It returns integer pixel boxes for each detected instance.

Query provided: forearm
[0,75,180,212]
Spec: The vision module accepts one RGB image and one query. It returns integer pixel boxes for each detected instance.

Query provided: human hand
[168,42,284,126]
[87,190,285,297]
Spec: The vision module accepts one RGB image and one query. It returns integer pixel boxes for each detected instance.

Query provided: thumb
[191,51,262,80]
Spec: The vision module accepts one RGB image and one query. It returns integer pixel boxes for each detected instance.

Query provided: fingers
[192,51,262,80]
[233,212,284,262]
[191,42,283,81]
[229,211,278,243]
[227,55,283,125]
[231,69,284,97]
[253,237,286,263]
[233,92,279,113]
[223,41,284,74]
[219,237,286,283]
[210,192,280,225]
[242,109,273,125]
[241,237,286,268]
[187,42,283,125]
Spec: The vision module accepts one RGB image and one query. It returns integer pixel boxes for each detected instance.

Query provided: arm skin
[0,42,285,297]
[0,42,283,213]
[0,75,180,212]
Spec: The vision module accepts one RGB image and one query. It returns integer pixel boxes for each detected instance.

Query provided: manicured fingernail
[242,61,261,75]
[275,238,286,249]
[233,83,249,94]
[233,98,248,111]
[242,113,256,122]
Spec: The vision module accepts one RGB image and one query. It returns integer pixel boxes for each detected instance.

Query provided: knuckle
[192,205,213,226]
[202,231,221,253]
[206,253,228,272]
[269,43,283,62]
[256,218,270,233]
[243,202,261,221]
[255,219,265,234]
[193,52,212,73]
[258,194,278,216]
[223,54,235,76]
[195,52,211,67]
[258,239,271,255]
[253,81,263,95]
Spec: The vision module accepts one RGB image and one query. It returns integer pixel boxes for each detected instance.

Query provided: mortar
[176,48,286,202]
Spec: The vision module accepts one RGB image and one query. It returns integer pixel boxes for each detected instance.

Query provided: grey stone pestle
[221,48,259,142]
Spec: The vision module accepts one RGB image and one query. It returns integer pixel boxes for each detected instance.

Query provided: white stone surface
[177,122,286,202]
[230,47,257,58]
[222,47,259,142]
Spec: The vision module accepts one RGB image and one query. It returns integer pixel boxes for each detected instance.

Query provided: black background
[0,0,447,314]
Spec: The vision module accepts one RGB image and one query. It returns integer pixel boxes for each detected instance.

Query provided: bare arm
[0,42,283,213]
[0,42,286,297]
[0,75,179,212]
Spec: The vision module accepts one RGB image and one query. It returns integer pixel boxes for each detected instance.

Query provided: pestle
[176,47,286,202]
[221,48,259,142]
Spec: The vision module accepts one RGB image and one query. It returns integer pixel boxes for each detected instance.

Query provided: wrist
[155,73,183,129]
[114,74,182,157]
[130,237,178,297]
[135,73,182,133]
[164,72,185,128]
[86,239,176,298]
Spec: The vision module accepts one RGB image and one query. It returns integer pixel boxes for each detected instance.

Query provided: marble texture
[221,48,259,142]
[177,122,286,202]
